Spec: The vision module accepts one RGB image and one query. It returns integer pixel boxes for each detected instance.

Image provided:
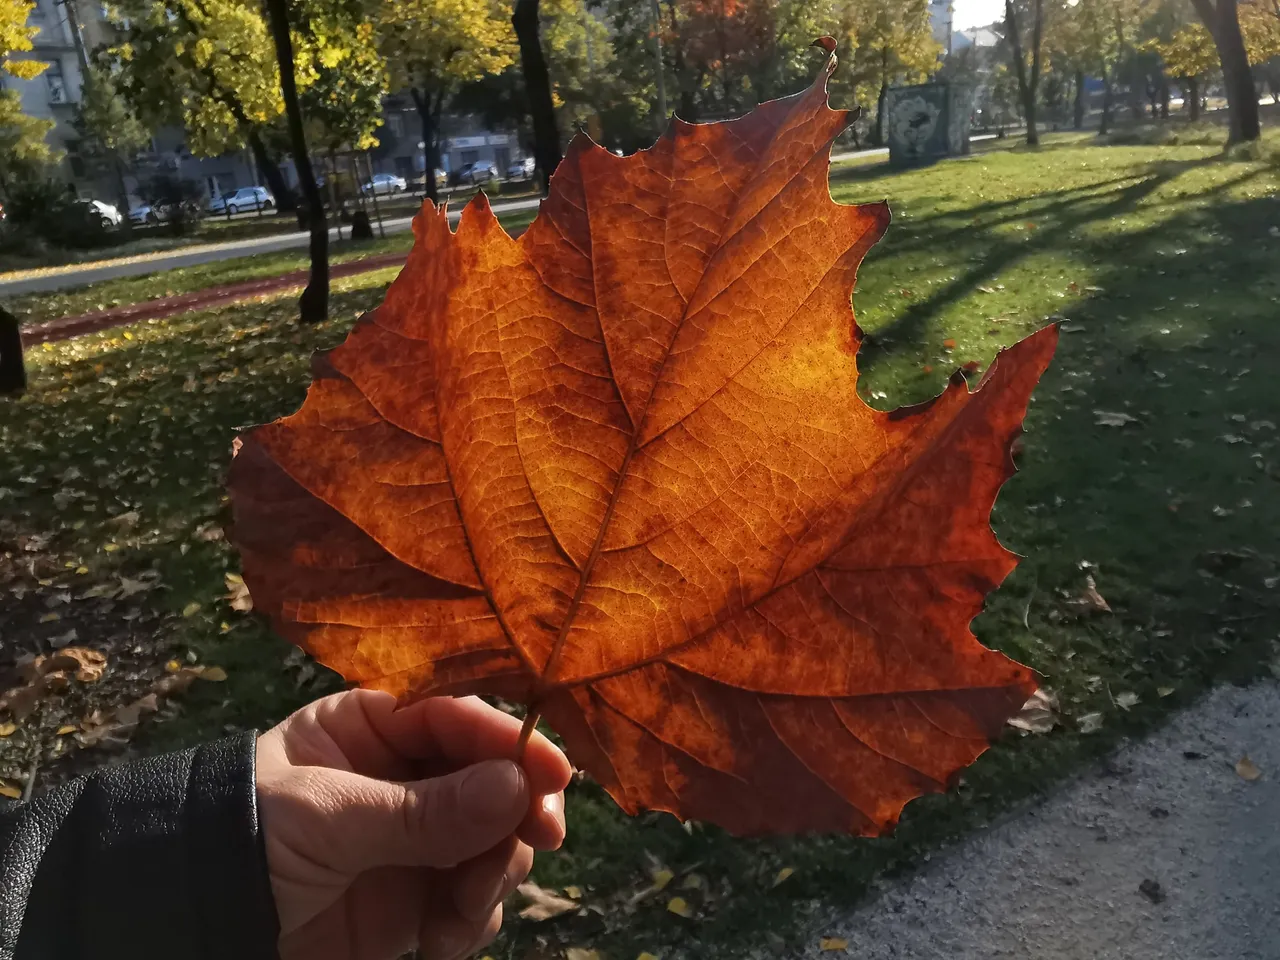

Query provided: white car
[77,199,122,228]
[129,202,166,225]
[362,173,407,196]
[208,186,275,215]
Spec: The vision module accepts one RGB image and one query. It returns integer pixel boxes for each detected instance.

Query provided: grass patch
[2,137,1278,957]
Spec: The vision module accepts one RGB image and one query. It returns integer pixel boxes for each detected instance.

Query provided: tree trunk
[1073,69,1086,129]
[1191,0,1261,142]
[1004,0,1043,146]
[1100,76,1114,135]
[1188,75,1202,121]
[0,306,25,395]
[512,0,563,194]
[875,79,888,147]
[1160,78,1171,119]
[263,0,327,324]
[245,130,296,215]
[411,88,440,207]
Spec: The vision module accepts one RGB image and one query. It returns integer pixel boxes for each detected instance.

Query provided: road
[0,197,544,298]
[791,682,1279,960]
[0,138,997,298]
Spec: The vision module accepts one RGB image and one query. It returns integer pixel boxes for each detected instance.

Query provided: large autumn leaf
[229,47,1058,836]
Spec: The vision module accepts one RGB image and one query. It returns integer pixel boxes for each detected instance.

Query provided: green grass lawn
[2,133,1277,958]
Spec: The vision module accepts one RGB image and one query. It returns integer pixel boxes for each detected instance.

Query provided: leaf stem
[516,706,541,761]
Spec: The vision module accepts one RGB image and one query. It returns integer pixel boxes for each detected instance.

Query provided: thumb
[303,759,531,872]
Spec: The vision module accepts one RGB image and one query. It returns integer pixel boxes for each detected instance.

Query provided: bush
[4,179,115,249]
[137,175,206,236]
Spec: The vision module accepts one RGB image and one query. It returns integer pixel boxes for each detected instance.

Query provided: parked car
[361,173,407,196]
[208,186,275,215]
[453,161,498,186]
[506,156,536,180]
[76,199,122,228]
[129,201,168,225]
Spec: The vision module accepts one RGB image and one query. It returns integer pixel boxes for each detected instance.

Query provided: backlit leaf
[229,46,1057,836]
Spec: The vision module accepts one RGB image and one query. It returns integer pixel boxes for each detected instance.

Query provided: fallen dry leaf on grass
[1065,575,1112,616]
[230,43,1057,836]
[1094,410,1139,428]
[516,882,579,922]
[224,571,253,612]
[1007,688,1058,734]
[820,937,850,951]
[1236,756,1262,781]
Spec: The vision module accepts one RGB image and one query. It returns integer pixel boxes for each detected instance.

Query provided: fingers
[451,834,534,922]
[293,759,531,873]
[419,899,503,960]
[518,790,566,851]
[376,695,573,797]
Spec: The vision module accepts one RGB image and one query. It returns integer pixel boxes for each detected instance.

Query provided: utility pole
[649,0,667,130]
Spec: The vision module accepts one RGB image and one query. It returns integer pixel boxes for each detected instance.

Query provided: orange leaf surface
[228,46,1058,836]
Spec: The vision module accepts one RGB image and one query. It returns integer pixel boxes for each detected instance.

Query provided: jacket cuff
[3,731,280,959]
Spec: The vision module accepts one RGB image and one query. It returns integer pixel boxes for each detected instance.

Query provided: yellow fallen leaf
[0,783,20,800]
[166,660,181,673]
[38,612,61,624]
[564,885,583,899]
[75,566,89,575]
[1157,686,1175,698]
[666,896,692,918]
[820,937,849,951]
[199,665,229,682]
[0,723,16,737]
[772,866,794,887]
[1236,756,1262,781]
[565,950,600,960]
[637,954,661,960]
[650,867,674,891]
[103,543,119,552]
[181,602,202,618]
[680,873,704,890]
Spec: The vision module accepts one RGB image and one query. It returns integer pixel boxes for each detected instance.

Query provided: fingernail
[542,792,563,820]
[459,760,525,823]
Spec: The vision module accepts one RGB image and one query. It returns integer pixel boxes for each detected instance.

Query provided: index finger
[379,695,572,797]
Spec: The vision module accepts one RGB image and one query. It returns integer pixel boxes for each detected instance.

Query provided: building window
[45,62,67,104]
[461,149,479,165]
[388,113,404,138]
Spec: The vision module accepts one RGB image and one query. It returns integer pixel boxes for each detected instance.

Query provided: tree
[1190,0,1260,140]
[75,64,150,231]
[293,0,388,154]
[1003,0,1047,145]
[836,0,940,146]
[1151,17,1217,120]
[513,0,561,192]
[378,0,516,206]
[102,0,297,209]
[264,0,327,322]
[0,0,55,196]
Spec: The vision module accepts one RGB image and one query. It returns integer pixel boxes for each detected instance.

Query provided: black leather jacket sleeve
[0,732,280,960]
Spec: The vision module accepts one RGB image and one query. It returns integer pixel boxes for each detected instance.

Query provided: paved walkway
[794,682,1279,960]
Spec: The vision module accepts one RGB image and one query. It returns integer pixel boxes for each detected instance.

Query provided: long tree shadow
[856,158,1255,366]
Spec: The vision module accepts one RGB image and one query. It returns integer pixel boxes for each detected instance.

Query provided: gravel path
[798,682,1280,960]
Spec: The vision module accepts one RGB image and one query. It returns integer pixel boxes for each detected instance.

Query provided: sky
[952,0,1005,30]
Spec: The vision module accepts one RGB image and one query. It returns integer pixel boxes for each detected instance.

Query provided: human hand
[255,690,571,960]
